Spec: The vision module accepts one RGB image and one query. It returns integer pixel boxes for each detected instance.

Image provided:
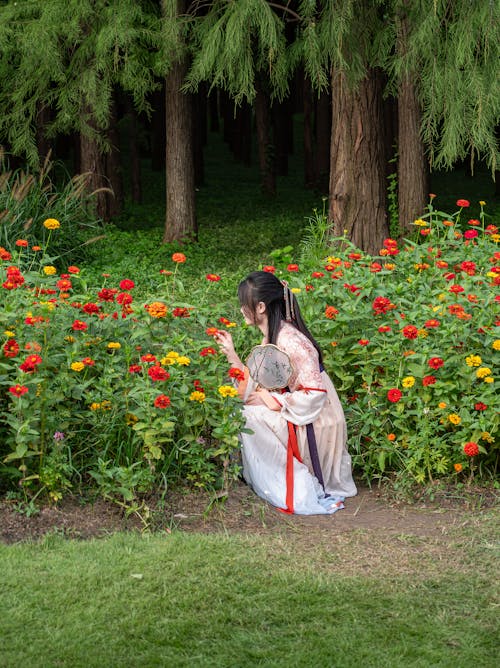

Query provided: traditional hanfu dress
[239,322,357,515]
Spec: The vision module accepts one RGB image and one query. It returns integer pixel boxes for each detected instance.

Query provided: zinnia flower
[424,319,440,328]
[43,218,60,229]
[67,265,80,274]
[43,266,57,275]
[176,356,190,366]
[464,230,478,240]
[325,306,339,319]
[492,340,500,351]
[229,367,245,381]
[402,325,418,340]
[189,391,206,403]
[358,339,370,346]
[476,367,492,379]
[422,375,436,386]
[119,279,135,290]
[463,441,479,457]
[172,307,190,318]
[218,385,239,398]
[428,357,444,370]
[456,199,470,207]
[465,355,482,367]
[454,463,463,473]
[402,376,415,388]
[107,342,121,350]
[200,347,217,357]
[145,301,167,318]
[71,362,85,372]
[172,253,186,263]
[287,264,299,272]
[387,388,402,403]
[448,413,461,425]
[9,384,28,397]
[148,365,170,381]
[154,394,171,409]
[262,266,276,273]
[3,339,20,357]
[206,274,221,282]
[474,402,487,411]
[128,364,142,373]
[15,239,28,247]
[71,319,88,331]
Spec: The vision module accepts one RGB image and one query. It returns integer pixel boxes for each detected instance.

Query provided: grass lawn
[1,508,498,668]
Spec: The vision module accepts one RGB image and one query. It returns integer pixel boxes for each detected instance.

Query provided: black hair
[238,271,323,364]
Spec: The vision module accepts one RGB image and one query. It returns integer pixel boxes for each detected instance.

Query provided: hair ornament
[281,279,295,322]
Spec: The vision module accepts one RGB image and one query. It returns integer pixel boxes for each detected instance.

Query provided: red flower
[229,367,245,381]
[474,402,487,411]
[311,271,325,278]
[172,307,191,318]
[82,302,100,314]
[428,357,444,370]
[116,292,133,305]
[172,253,186,264]
[206,327,220,337]
[119,279,135,290]
[370,263,382,273]
[463,441,479,457]
[449,284,464,293]
[467,219,480,227]
[9,384,28,397]
[325,306,339,320]
[456,199,470,207]
[19,354,42,373]
[3,339,20,358]
[15,239,28,247]
[424,319,440,328]
[82,357,95,366]
[262,266,275,273]
[358,339,370,346]
[128,364,142,373]
[206,274,221,282]
[154,394,171,409]
[422,375,436,386]
[402,325,418,340]
[348,252,362,261]
[387,388,402,403]
[200,347,217,356]
[56,279,72,291]
[372,296,395,315]
[464,229,478,240]
[378,325,392,333]
[0,247,12,260]
[67,265,80,274]
[287,264,299,272]
[148,365,170,381]
[343,283,361,294]
[97,288,117,302]
[72,320,88,331]
[140,353,157,363]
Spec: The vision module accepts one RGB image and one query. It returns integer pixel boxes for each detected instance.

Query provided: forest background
[0,0,499,510]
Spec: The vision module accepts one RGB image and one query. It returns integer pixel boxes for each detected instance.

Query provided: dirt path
[1,480,495,545]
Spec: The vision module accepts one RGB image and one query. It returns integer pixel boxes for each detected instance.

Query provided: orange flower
[325,306,339,319]
[387,433,396,441]
[454,463,463,472]
[172,252,186,263]
[145,301,167,318]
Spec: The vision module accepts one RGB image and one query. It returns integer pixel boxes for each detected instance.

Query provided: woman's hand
[214,330,242,367]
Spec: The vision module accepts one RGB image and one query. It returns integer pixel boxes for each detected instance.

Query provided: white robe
[240,323,357,515]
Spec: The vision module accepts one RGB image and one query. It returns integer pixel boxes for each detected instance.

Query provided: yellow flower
[493,340,500,351]
[107,342,121,349]
[484,376,494,383]
[43,218,60,230]
[465,355,482,367]
[38,300,55,311]
[160,356,175,366]
[90,402,101,411]
[125,413,138,426]
[4,330,15,337]
[176,356,190,366]
[417,329,428,338]
[226,322,237,328]
[402,376,415,388]
[291,288,301,294]
[437,293,447,301]
[100,400,112,410]
[383,263,396,270]
[486,271,497,279]
[145,301,167,318]
[43,265,57,275]
[413,219,427,226]
[438,402,447,409]
[479,200,486,206]
[476,367,492,378]
[65,335,75,343]
[492,234,500,243]
[448,413,461,425]
[454,463,463,473]
[218,385,238,398]
[70,362,85,372]
[190,391,206,403]
[481,432,494,443]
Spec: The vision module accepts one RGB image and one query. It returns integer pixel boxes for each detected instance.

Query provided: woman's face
[240,301,266,327]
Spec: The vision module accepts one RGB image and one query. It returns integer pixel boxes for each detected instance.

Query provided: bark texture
[164,33,196,242]
[329,69,389,255]
[255,78,276,196]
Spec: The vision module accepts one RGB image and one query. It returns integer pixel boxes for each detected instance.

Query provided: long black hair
[238,271,323,364]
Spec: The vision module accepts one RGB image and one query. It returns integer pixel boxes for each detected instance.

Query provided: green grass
[1,518,498,668]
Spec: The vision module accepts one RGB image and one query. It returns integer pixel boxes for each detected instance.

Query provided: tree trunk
[255,78,276,196]
[329,69,389,255]
[303,75,315,188]
[273,98,290,176]
[397,8,428,234]
[79,107,112,221]
[164,20,196,243]
[151,85,166,171]
[315,88,330,192]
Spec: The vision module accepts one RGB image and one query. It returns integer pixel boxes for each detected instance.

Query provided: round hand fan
[246,344,293,391]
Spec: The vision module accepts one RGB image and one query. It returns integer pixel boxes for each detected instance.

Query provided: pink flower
[464,229,478,240]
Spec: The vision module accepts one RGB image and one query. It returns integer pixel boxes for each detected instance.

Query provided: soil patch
[1,479,497,546]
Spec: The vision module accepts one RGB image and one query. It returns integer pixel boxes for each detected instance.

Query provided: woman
[215,271,357,515]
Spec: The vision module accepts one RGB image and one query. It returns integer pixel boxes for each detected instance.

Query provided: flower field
[0,198,498,506]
